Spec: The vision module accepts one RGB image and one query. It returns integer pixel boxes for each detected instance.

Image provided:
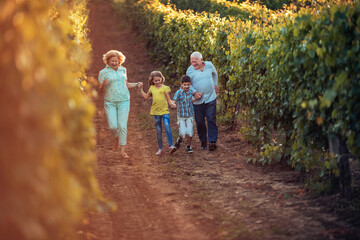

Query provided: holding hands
[137,82,143,89]
[194,92,202,100]
[170,100,177,109]
[99,78,109,89]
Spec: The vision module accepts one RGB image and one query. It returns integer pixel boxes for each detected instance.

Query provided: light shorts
[177,116,194,138]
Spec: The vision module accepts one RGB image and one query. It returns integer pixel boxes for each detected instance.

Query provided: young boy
[172,75,201,153]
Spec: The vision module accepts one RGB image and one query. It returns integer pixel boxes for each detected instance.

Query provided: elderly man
[186,51,219,151]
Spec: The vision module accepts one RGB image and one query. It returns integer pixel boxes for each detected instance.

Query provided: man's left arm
[211,62,219,93]
[189,79,202,99]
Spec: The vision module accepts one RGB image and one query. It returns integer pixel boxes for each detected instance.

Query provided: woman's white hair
[190,51,202,60]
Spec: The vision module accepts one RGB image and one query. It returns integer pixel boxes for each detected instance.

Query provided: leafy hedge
[159,0,274,20]
[119,0,359,190]
[281,4,360,168]
[121,0,229,81]
[228,2,360,170]
[231,0,342,10]
[0,0,104,239]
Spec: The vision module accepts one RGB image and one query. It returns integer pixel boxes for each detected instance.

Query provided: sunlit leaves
[159,0,274,21]
[0,0,103,239]
[123,0,360,173]
[274,2,360,169]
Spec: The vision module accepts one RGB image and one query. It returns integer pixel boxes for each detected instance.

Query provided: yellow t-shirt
[149,85,171,115]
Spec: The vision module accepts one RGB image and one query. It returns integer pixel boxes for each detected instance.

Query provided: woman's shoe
[121,152,130,159]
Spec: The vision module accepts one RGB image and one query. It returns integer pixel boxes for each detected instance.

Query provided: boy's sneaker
[155,149,163,155]
[175,137,182,149]
[169,145,177,154]
[186,146,193,154]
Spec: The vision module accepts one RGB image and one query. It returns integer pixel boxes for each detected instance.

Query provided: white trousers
[177,117,194,138]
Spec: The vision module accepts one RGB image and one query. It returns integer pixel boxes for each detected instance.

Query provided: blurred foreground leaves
[0,0,109,239]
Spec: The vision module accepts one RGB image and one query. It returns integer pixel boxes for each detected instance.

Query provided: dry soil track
[82,0,360,239]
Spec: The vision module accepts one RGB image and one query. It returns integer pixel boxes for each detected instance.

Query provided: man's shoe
[175,137,182,149]
[209,142,217,151]
[186,146,193,154]
[201,142,207,150]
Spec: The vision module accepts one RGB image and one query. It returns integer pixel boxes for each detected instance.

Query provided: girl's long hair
[148,71,165,86]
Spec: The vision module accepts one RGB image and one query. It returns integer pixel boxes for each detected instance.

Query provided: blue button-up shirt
[173,88,195,118]
[98,65,130,102]
[186,61,218,105]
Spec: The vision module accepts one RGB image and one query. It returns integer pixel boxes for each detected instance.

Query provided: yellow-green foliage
[68,0,93,93]
[122,0,360,174]
[160,0,274,21]
[0,0,103,239]
[227,0,360,169]
[122,0,232,85]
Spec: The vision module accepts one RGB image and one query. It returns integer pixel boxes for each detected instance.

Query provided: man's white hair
[190,51,202,60]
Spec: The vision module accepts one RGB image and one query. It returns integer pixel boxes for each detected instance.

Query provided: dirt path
[83,0,360,239]
[86,0,208,239]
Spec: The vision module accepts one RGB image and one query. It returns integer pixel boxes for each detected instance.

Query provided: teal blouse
[98,65,130,102]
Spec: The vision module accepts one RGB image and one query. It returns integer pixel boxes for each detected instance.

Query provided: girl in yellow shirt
[140,71,177,155]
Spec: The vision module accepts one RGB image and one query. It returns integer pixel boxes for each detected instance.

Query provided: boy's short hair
[181,75,191,83]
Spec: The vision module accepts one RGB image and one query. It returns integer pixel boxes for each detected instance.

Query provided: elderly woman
[98,50,142,158]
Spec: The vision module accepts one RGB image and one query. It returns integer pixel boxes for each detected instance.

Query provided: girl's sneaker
[186,146,193,154]
[169,145,177,154]
[156,149,163,155]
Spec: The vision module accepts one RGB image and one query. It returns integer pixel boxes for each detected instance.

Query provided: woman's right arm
[99,79,109,89]
[98,71,109,90]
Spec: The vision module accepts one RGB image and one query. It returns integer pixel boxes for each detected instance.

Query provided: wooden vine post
[329,134,352,200]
